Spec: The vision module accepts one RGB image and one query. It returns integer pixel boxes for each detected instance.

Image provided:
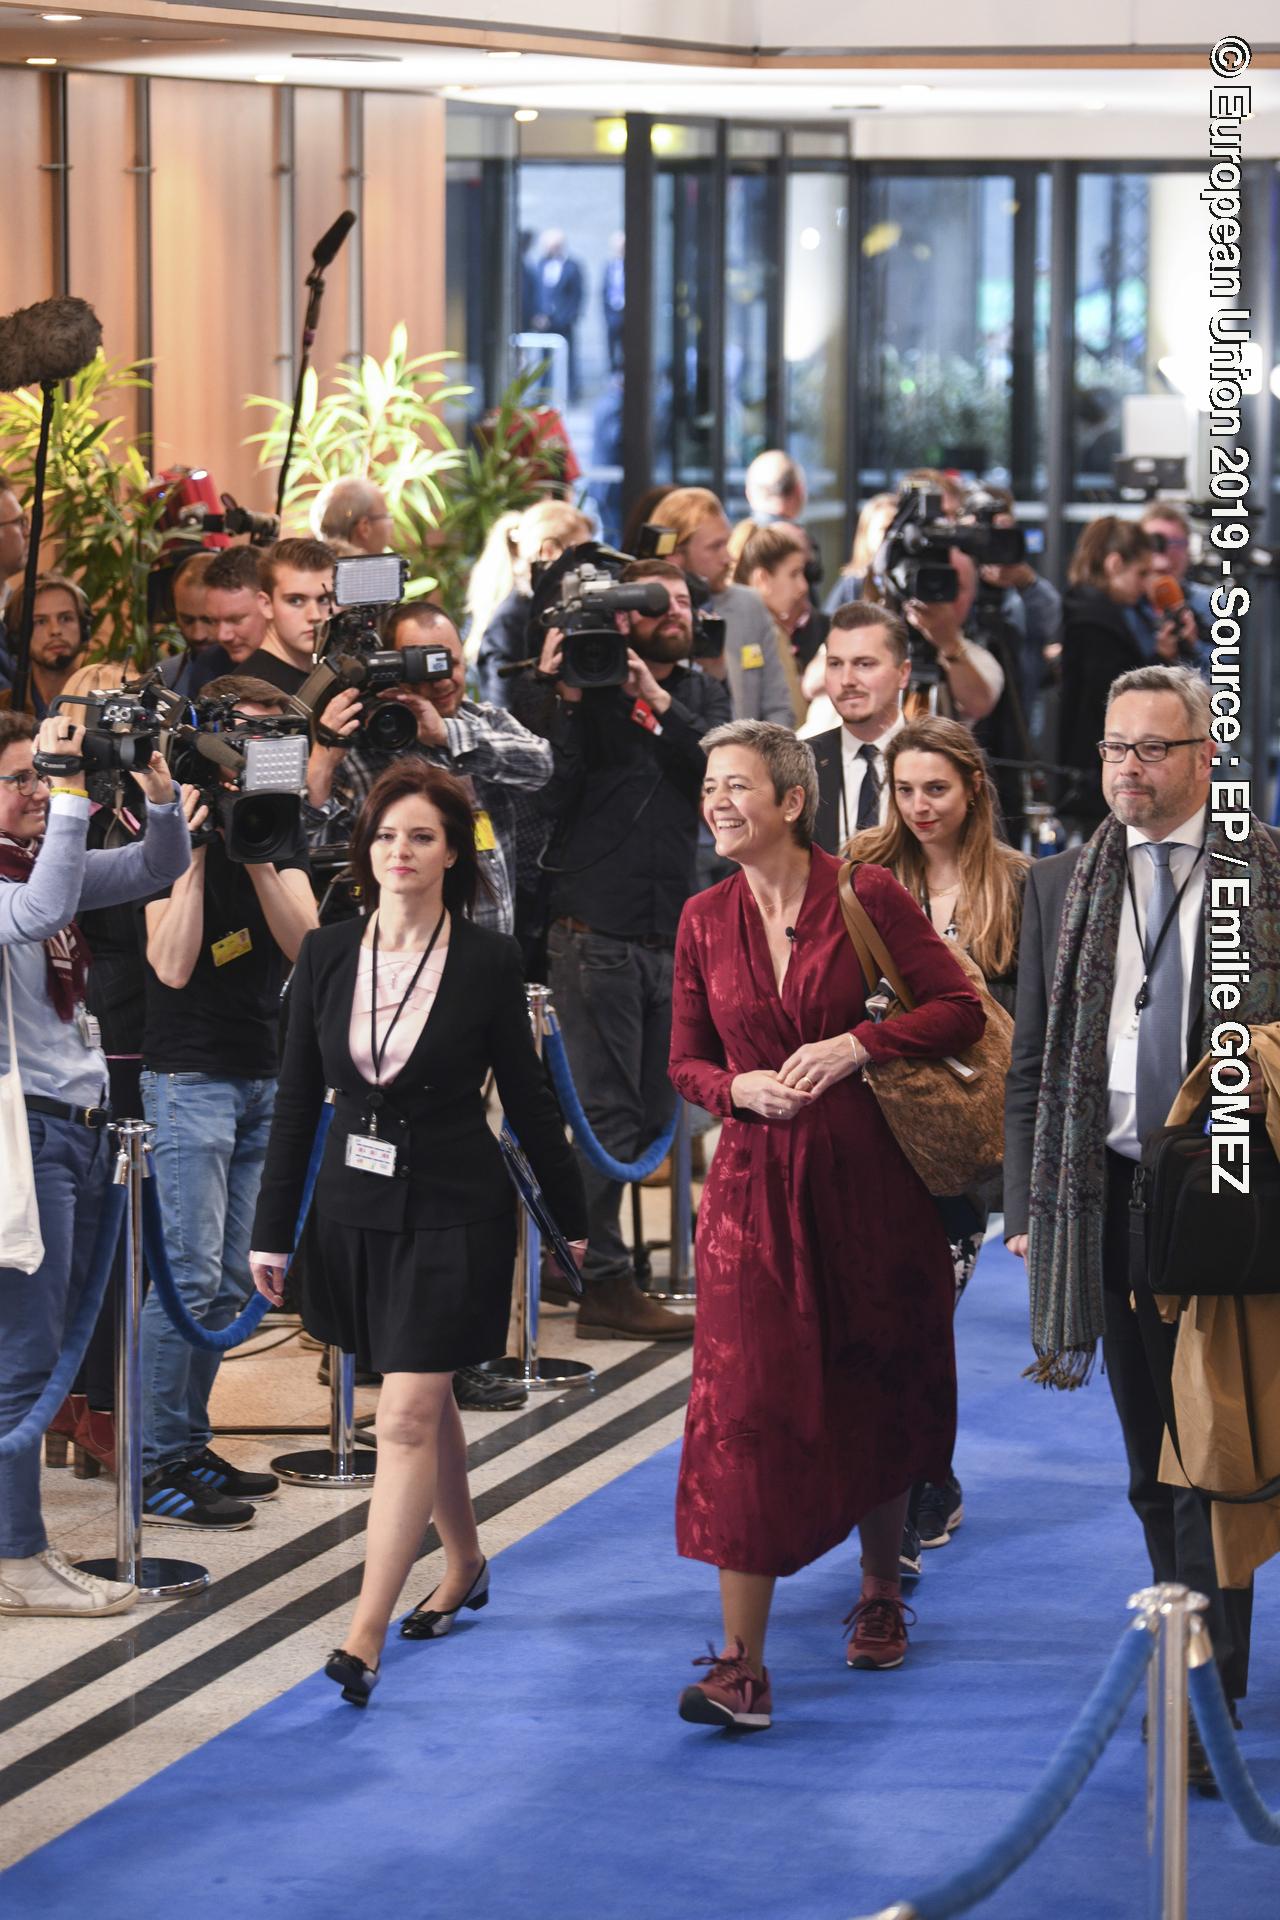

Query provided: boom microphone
[311,211,356,274]
[0,296,102,393]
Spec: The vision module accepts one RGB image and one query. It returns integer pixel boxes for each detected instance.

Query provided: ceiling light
[1079,97,1107,112]
[26,55,57,65]
[255,73,286,84]
[42,13,83,20]
[485,49,523,58]
[831,102,881,112]
[291,52,402,63]
[897,84,934,101]
[799,227,821,251]
[513,109,538,123]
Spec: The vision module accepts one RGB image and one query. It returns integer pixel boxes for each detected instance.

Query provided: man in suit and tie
[531,229,586,402]
[1005,662,1280,1771]
[808,603,912,854]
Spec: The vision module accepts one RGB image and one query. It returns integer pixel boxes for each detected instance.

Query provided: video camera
[873,483,1026,611]
[295,553,453,754]
[532,543,670,690]
[33,683,169,787]
[164,691,310,865]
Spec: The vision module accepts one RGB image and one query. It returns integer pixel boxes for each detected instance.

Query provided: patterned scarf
[0,831,91,1021]
[1027,810,1280,1387]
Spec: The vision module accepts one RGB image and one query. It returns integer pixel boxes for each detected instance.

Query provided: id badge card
[1110,1028,1138,1096]
[740,642,765,670]
[473,808,497,853]
[212,927,252,967]
[345,1132,398,1178]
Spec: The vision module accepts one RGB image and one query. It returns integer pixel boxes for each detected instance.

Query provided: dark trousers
[1102,1149,1253,1701]
[547,922,675,1288]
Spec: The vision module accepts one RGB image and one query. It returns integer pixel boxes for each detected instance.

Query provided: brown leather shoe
[575,1275,694,1342]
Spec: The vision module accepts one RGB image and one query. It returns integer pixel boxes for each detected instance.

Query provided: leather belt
[554,917,676,954]
[25,1094,111,1130]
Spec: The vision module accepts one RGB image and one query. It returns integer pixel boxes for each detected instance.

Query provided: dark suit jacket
[251,914,586,1250]
[1057,586,1145,826]
[1003,823,1280,1237]
[809,725,847,856]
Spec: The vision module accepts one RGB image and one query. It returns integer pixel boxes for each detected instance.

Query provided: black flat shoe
[400,1558,490,1640]
[324,1648,380,1707]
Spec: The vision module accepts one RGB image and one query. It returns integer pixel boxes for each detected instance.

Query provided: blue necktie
[855,743,881,831]
[1134,841,1184,1142]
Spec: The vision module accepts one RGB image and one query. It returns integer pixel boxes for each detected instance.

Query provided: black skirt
[300,1204,518,1373]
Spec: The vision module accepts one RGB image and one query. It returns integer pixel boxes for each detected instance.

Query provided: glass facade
[652,124,718,489]
[784,168,849,583]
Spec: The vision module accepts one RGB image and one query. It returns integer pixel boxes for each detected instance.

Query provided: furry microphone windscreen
[0,296,103,392]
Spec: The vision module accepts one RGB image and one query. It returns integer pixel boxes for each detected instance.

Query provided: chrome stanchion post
[482,985,593,1393]
[1131,1582,1207,1920]
[273,1347,377,1486]
[77,1120,208,1600]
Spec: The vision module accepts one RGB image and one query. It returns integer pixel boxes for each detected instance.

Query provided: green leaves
[0,353,168,665]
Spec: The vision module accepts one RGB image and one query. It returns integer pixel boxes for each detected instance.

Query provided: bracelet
[939,646,965,665]
[49,785,90,800]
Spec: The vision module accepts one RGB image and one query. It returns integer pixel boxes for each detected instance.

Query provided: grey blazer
[1003,824,1280,1237]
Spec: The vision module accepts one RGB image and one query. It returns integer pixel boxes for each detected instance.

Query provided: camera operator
[0,573,91,720]
[137,673,318,1530]
[1137,500,1212,672]
[897,550,1003,725]
[160,551,218,697]
[517,557,730,1341]
[0,710,188,1617]
[307,604,553,937]
[248,537,336,698]
[968,486,1062,723]
[315,478,395,557]
[654,487,796,726]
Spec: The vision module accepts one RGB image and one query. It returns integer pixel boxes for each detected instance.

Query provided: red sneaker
[678,1639,773,1730]
[843,1579,915,1670]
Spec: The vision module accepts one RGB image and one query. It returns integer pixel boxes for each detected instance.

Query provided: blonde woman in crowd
[474,500,592,706]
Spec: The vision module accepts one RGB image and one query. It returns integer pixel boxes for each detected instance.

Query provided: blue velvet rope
[142,1103,333,1354]
[542,1020,677,1183]
[884,1622,1156,1920]
[0,1183,126,1461]
[1189,1658,1280,1846]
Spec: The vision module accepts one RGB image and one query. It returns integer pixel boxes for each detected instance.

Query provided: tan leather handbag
[837,863,1013,1197]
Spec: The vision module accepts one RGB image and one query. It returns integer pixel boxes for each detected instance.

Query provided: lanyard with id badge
[1111,846,1204,1094]
[346,905,446,1178]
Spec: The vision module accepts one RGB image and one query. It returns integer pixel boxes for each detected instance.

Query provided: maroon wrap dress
[669,847,986,1576]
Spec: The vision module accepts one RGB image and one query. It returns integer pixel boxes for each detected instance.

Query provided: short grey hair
[701,719,818,846]
[1107,663,1211,736]
[314,477,386,541]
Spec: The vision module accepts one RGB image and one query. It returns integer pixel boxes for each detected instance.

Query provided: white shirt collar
[1124,804,1208,852]
[841,712,904,761]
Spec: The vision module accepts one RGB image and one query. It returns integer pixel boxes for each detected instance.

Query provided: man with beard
[520,558,731,1340]
[0,574,90,719]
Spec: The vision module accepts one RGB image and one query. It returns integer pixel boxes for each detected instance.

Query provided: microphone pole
[276,212,356,523]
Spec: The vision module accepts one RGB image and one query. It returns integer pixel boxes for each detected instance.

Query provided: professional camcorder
[296,553,453,754]
[874,483,1026,609]
[33,684,167,782]
[164,691,310,865]
[535,543,670,690]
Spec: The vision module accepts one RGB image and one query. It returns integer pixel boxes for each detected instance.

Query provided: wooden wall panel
[360,92,447,371]
[66,73,140,444]
[0,71,55,322]
[149,78,279,510]
[293,87,354,380]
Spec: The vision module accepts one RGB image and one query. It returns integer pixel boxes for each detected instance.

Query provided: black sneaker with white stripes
[143,1465,255,1530]
[183,1446,279,1501]
[916,1473,964,1549]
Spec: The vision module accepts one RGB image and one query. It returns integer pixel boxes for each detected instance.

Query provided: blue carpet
[4,1239,1278,1919]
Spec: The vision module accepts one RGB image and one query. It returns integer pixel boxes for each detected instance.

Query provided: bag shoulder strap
[837,861,915,1008]
[2,948,17,1071]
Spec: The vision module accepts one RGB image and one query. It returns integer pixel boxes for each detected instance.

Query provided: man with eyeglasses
[1005,663,1280,1776]
[316,478,395,557]
[0,573,90,720]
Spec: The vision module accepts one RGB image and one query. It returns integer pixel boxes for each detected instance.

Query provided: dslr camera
[164,690,311,865]
[295,553,452,754]
[536,543,671,691]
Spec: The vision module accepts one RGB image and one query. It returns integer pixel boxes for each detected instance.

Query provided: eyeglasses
[0,769,48,795]
[1097,737,1206,765]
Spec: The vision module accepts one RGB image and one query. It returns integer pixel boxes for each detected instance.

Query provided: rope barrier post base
[1130,1582,1207,1920]
[482,986,593,1395]
[76,1122,208,1602]
[273,1348,377,1486]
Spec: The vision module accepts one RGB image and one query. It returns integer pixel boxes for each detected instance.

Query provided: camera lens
[220,791,301,865]
[364,700,418,754]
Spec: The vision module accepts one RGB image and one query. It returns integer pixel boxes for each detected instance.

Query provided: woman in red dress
[669,719,984,1731]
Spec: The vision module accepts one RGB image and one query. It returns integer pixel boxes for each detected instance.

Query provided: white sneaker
[0,1547,137,1617]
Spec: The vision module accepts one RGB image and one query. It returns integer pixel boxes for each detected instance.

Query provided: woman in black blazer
[1057,515,1155,832]
[250,762,586,1706]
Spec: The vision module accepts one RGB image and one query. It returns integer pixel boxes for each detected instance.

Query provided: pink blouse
[348,936,449,1085]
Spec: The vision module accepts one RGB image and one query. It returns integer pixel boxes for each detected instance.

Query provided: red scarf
[0,832,92,1022]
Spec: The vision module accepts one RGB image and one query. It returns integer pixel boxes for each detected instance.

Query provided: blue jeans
[0,1115,111,1555]
[139,1072,276,1476]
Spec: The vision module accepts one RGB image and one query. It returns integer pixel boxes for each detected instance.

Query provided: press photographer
[305,592,553,938]
[0,709,188,1618]
[870,484,1005,725]
[513,555,730,1342]
[137,673,318,1532]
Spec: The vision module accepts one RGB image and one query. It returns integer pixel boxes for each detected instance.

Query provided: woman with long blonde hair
[849,716,1028,1564]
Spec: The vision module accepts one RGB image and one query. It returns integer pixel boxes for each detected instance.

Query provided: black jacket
[1057,586,1145,826]
[251,914,586,1250]
[809,725,848,857]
